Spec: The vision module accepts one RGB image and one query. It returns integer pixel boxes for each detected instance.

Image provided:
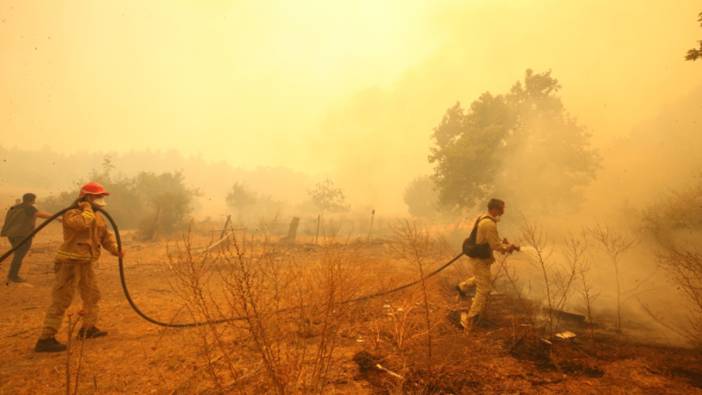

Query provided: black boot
[35,337,67,352]
[77,326,108,339]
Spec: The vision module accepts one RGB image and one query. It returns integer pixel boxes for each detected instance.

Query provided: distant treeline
[0,147,313,216]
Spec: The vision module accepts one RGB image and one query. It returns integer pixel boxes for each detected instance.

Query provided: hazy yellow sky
[1,1,701,210]
[1,0,434,164]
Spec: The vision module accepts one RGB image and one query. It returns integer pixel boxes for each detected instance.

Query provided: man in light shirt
[457,198,518,329]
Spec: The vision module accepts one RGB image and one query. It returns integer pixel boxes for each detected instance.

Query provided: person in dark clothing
[1,193,53,283]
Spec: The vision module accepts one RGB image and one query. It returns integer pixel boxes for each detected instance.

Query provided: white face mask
[92,197,108,207]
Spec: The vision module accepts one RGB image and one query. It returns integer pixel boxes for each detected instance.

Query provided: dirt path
[0,236,204,395]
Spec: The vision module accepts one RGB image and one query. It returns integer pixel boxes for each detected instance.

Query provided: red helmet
[79,182,110,197]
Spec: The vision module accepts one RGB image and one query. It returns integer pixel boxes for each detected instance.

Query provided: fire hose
[0,206,465,328]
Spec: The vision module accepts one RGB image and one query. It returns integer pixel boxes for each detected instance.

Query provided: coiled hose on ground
[0,206,464,328]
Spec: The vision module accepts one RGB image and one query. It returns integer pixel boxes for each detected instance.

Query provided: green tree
[42,162,197,239]
[686,12,702,61]
[429,69,599,212]
[225,182,258,213]
[308,179,349,214]
[42,155,143,229]
[134,171,197,238]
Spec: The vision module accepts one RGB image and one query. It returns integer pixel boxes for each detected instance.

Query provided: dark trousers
[7,236,32,280]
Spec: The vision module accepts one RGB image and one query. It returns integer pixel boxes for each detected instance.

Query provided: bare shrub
[167,228,359,393]
[491,253,543,349]
[577,253,599,339]
[521,219,557,332]
[558,235,588,314]
[65,313,88,395]
[521,220,587,333]
[390,220,436,363]
[588,224,636,332]
[380,301,427,355]
[657,246,702,348]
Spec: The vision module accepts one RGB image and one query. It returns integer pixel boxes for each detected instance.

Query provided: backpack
[1,205,22,237]
[462,216,496,259]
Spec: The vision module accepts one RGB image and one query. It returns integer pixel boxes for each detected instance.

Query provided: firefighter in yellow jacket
[35,182,124,353]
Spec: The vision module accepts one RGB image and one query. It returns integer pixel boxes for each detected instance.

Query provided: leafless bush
[391,220,442,363]
[657,246,702,348]
[558,235,587,313]
[167,228,358,393]
[589,224,636,332]
[521,219,557,332]
[521,220,588,333]
[380,301,428,355]
[577,255,599,339]
[491,252,542,349]
[65,313,88,395]
[492,253,524,303]
[559,233,600,338]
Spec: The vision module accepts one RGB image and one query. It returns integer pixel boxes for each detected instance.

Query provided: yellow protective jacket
[55,205,119,263]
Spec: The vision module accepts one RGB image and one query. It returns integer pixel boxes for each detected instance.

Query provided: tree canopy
[685,12,702,61]
[308,179,349,214]
[429,69,600,213]
[225,182,258,211]
[42,157,196,239]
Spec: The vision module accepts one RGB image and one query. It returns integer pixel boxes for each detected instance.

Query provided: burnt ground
[0,231,701,394]
[346,282,702,395]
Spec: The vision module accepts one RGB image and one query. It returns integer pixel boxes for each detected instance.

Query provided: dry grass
[162,217,702,393]
[4,217,702,394]
[166,228,365,393]
[165,219,464,392]
[390,220,435,364]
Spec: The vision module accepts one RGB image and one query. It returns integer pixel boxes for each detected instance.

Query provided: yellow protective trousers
[40,260,101,339]
[459,259,492,318]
